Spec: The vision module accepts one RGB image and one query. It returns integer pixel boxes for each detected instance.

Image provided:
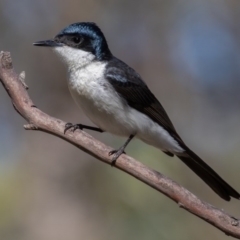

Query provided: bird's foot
[108,134,134,166]
[109,148,126,166]
[64,123,83,134]
[64,123,104,134]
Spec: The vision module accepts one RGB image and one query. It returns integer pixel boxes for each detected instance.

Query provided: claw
[108,134,134,166]
[64,123,82,134]
[64,123,103,134]
[109,148,126,166]
[108,150,117,156]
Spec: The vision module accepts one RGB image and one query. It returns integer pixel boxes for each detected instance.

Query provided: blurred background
[1,0,240,239]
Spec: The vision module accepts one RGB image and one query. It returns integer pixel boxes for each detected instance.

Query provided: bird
[33,22,240,201]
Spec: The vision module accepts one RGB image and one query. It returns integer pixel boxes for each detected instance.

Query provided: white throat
[53,46,95,71]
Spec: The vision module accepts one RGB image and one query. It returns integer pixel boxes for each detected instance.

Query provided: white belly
[67,62,183,154]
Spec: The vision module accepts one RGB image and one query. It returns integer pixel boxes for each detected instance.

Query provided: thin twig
[0,51,240,238]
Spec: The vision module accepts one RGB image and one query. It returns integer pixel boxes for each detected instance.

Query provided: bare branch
[0,51,240,238]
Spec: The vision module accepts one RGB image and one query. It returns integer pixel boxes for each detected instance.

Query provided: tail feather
[177,148,240,201]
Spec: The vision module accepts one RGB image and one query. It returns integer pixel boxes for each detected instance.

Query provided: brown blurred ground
[1,1,240,239]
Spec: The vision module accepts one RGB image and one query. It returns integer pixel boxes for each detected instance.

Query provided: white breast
[67,61,136,136]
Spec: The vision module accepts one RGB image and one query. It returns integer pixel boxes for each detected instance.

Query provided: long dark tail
[177,147,240,201]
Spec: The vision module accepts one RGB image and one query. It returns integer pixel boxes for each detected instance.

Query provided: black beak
[33,40,63,47]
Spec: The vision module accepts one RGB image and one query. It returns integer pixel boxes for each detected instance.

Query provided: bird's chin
[50,45,96,73]
[52,45,66,55]
[52,46,72,66]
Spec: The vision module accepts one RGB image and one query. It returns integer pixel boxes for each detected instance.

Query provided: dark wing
[105,57,184,145]
[105,58,240,200]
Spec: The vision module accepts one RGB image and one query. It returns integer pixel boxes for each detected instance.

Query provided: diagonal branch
[0,51,240,238]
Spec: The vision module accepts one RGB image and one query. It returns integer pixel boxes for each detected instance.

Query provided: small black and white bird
[34,22,240,201]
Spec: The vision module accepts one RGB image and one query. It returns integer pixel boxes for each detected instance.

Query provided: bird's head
[34,22,112,68]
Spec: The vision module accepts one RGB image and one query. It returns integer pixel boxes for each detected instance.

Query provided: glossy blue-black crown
[57,22,112,60]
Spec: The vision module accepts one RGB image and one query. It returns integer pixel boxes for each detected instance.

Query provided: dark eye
[72,36,81,44]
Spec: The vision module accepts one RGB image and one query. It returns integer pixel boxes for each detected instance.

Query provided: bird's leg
[109,134,135,166]
[64,123,104,134]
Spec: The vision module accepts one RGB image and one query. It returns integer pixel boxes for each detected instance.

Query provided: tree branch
[0,51,240,238]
